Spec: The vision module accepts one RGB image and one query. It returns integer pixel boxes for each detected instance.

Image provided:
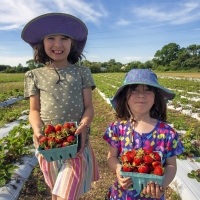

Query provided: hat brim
[21,13,88,53]
[110,81,175,110]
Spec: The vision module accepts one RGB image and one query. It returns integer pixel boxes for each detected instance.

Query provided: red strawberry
[39,136,48,149]
[122,163,133,172]
[133,156,143,166]
[143,149,153,155]
[47,137,56,148]
[66,135,76,144]
[153,152,161,161]
[55,124,62,132]
[69,122,76,127]
[143,154,154,165]
[131,149,137,157]
[154,166,164,176]
[62,141,70,147]
[63,122,71,129]
[152,161,161,168]
[44,124,56,135]
[138,164,149,174]
[121,151,134,163]
[54,134,63,144]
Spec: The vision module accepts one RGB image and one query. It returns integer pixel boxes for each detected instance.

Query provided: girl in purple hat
[103,69,184,200]
[22,13,99,200]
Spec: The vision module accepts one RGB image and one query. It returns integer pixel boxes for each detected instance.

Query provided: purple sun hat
[21,13,88,53]
[110,69,175,110]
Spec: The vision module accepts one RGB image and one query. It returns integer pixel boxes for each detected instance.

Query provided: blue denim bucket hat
[110,69,175,110]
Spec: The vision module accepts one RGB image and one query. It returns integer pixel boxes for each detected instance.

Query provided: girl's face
[43,35,71,64]
[127,84,155,116]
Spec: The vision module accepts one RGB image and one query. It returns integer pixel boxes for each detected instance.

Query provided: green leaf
[191,170,198,176]
[188,173,196,178]
[0,178,6,186]
[196,177,200,182]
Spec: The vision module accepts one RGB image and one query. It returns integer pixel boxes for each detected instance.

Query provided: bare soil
[18,90,181,200]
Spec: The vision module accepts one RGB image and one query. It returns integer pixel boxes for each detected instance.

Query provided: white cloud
[0,0,107,30]
[132,1,200,25]
[116,19,132,26]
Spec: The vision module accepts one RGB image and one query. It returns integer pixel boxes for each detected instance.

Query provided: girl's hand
[116,165,133,189]
[75,124,88,156]
[33,132,43,149]
[142,181,165,199]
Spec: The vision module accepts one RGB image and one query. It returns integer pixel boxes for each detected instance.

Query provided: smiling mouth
[52,50,63,54]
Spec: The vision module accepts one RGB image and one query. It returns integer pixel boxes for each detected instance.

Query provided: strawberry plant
[0,120,33,186]
[177,125,200,159]
[187,169,200,182]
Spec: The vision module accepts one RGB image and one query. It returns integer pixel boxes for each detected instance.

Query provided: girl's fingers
[118,177,133,189]
[76,135,86,156]
[150,182,156,198]
[155,182,161,198]
[146,182,152,194]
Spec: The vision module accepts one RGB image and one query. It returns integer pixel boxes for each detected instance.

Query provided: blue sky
[1,0,200,67]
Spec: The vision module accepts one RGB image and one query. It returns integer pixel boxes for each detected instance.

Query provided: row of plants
[0,100,29,128]
[0,74,24,102]
[0,120,33,187]
[94,74,200,116]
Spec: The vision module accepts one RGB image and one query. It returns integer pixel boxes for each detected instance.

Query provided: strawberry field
[0,72,200,199]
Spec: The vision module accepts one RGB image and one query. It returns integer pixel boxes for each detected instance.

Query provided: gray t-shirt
[24,65,95,146]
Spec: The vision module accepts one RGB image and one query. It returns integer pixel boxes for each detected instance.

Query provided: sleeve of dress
[103,122,119,148]
[165,127,185,158]
[81,66,96,90]
[24,70,39,99]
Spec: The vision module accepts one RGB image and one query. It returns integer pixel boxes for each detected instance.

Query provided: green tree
[154,43,180,66]
[187,44,200,56]
[0,65,10,71]
[143,60,153,69]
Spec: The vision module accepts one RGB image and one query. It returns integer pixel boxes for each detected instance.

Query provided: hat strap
[51,61,61,84]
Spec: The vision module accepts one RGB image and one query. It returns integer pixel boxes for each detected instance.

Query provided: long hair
[34,37,85,64]
[115,84,167,122]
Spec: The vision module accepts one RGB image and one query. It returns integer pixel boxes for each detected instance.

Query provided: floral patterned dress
[103,120,184,200]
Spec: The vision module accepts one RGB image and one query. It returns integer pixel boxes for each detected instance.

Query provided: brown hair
[33,37,85,64]
[115,84,167,122]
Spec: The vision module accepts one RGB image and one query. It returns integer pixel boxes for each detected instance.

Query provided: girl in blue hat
[22,13,99,200]
[103,69,184,200]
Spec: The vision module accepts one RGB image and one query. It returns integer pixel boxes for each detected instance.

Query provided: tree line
[1,43,200,73]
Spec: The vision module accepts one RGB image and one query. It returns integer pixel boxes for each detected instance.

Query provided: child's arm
[143,156,177,198]
[76,87,94,155]
[162,155,177,190]
[29,94,44,147]
[107,145,133,189]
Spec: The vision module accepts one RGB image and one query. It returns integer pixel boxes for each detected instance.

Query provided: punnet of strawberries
[121,148,165,176]
[39,122,77,150]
